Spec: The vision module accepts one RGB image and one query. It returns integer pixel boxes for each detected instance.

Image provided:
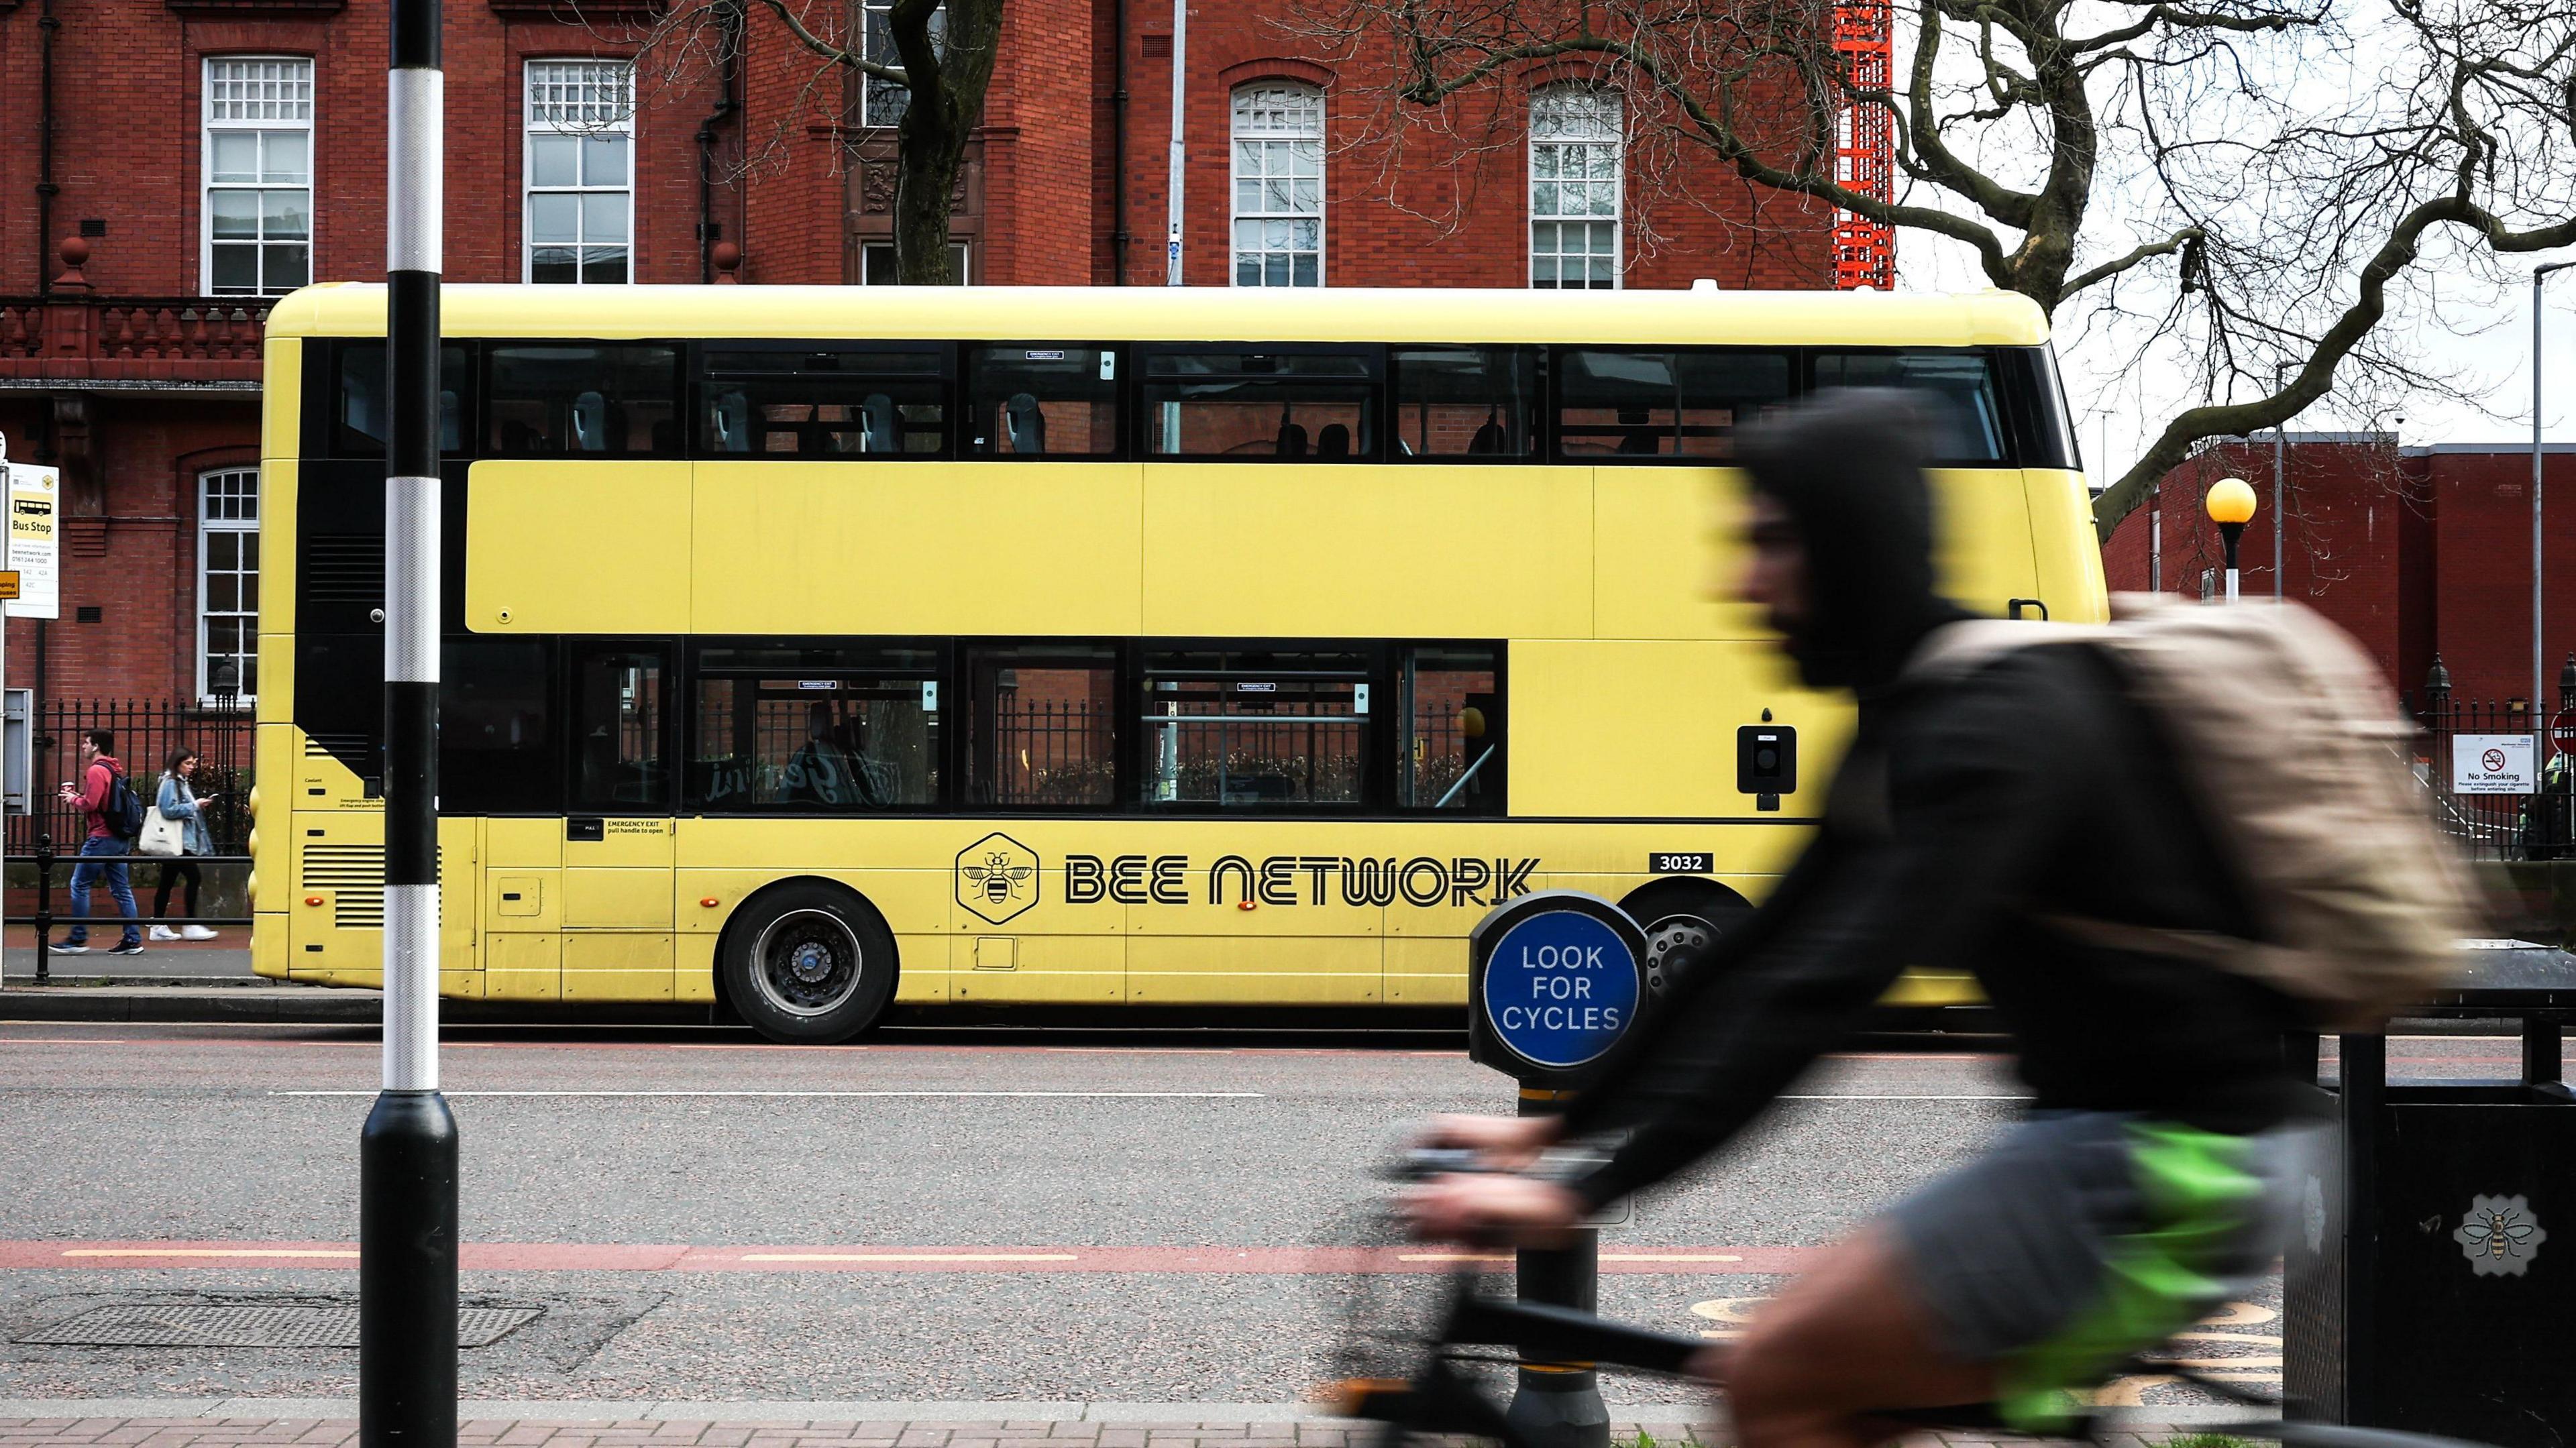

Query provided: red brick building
[0,0,1835,720]
[2102,435,2576,710]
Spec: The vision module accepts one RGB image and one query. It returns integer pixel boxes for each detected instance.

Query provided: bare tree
[1295,0,2576,539]
[624,0,1004,284]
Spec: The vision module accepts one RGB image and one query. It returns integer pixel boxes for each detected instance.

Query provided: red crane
[1830,0,1896,289]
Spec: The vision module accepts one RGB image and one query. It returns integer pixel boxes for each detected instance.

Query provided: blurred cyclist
[1405,391,2306,1448]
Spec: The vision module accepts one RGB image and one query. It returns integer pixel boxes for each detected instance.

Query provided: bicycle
[1326,1151,2491,1448]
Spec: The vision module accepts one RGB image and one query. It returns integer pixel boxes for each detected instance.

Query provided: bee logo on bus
[957,833,1040,925]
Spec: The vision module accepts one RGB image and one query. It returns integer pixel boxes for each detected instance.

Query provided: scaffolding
[1830,0,1896,289]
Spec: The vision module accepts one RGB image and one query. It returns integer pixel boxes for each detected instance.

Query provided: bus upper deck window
[1811,350,2006,463]
[332,341,471,458]
[698,348,947,457]
[487,345,680,457]
[965,347,1119,457]
[1391,347,1538,459]
[1554,347,1790,461]
[1140,349,1375,460]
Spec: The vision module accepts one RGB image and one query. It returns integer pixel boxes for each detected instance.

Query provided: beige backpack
[1915,592,2481,1029]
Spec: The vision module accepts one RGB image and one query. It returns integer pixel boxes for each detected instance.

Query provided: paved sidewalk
[0,1402,2252,1448]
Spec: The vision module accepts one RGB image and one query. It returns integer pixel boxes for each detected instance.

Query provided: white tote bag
[136,791,186,857]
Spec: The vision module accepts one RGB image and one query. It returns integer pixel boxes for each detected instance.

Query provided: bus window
[1554,348,1791,460]
[441,637,555,814]
[1398,646,1502,813]
[1139,649,1368,808]
[691,646,941,810]
[965,646,1118,807]
[332,341,470,457]
[1811,350,2007,462]
[488,345,680,457]
[1390,347,1537,459]
[570,646,668,811]
[965,347,1119,457]
[699,348,948,457]
[1140,350,1374,459]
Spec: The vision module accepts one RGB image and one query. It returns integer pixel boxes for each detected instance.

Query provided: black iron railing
[2413,655,2576,862]
[8,696,253,855]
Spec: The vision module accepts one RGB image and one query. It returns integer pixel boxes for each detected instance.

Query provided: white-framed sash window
[203,57,314,296]
[1231,85,1325,287]
[861,1,947,127]
[525,60,636,284]
[198,468,260,702]
[1530,87,1622,289]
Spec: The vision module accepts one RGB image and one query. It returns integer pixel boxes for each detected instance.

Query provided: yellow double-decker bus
[250,284,2102,1042]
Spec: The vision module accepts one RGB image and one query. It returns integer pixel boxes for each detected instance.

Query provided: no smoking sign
[2455,733,2537,795]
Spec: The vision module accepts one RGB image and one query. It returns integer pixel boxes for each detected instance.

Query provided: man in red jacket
[54,728,142,954]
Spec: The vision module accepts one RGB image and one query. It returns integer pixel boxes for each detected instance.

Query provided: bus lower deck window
[570,647,668,810]
[694,675,940,810]
[965,648,1119,807]
[1399,647,1501,812]
[1139,649,1368,807]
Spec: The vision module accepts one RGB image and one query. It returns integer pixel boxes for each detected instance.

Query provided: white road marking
[1778,1094,2033,1101]
[738,1252,1079,1263]
[64,1249,359,1259]
[266,1089,1266,1099]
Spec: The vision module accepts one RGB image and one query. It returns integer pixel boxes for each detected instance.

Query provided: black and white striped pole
[360,0,456,1442]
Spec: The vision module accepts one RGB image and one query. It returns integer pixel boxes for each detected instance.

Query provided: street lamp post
[2532,262,2572,773]
[362,0,456,1443]
[2206,478,2257,602]
[2272,426,2286,600]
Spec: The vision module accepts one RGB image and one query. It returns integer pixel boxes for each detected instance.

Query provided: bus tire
[1617,877,1752,999]
[720,882,900,1044]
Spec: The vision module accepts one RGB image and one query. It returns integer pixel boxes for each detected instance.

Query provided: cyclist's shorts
[1887,1110,2302,1432]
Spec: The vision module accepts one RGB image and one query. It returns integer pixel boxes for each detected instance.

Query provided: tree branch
[2094,197,2576,540]
[749,0,907,85]
[2062,226,2205,296]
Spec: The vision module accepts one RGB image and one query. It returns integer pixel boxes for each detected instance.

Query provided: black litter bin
[2286,941,2576,1447]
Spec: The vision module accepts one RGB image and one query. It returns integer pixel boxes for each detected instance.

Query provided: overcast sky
[1874,1,2576,480]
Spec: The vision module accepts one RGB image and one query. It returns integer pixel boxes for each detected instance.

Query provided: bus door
[559,642,679,1001]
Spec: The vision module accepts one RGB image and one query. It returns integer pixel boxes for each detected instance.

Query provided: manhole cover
[17,1302,541,1349]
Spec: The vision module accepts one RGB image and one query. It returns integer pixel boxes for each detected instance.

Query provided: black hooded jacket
[1555,392,2304,1211]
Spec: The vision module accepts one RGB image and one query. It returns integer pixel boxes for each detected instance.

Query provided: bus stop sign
[1468,890,1648,1084]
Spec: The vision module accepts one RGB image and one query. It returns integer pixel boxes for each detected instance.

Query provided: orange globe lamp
[2205,478,2258,600]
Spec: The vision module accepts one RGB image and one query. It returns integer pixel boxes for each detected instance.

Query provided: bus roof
[264,284,2051,348]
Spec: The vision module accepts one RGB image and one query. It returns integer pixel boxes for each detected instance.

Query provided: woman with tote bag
[143,748,219,941]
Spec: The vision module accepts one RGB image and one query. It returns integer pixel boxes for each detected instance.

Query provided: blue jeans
[66,836,139,947]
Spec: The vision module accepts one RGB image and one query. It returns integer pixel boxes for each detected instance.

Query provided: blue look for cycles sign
[1468,892,1647,1078]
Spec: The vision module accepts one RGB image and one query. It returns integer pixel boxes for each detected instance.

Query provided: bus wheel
[1617,877,1752,999]
[722,883,900,1044]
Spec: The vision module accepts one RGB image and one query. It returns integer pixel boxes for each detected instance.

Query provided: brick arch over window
[1511,56,1621,93]
[1217,58,1334,92]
